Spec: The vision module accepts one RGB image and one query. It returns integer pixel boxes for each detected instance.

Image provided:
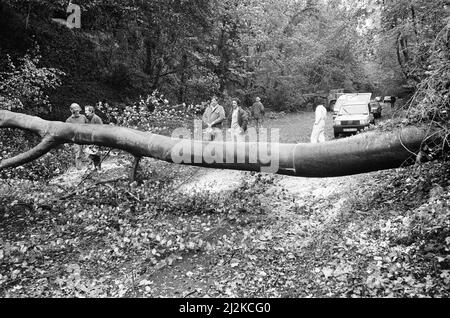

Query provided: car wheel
[334,131,339,139]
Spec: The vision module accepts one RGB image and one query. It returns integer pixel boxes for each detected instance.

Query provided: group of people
[202,96,265,141]
[65,103,103,171]
[201,95,327,144]
[65,97,327,170]
[64,96,265,170]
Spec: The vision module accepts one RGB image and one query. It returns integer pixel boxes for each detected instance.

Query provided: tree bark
[396,33,408,78]
[0,110,432,177]
[178,53,188,103]
[130,156,142,181]
[410,5,419,38]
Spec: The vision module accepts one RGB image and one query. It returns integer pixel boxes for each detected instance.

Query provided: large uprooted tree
[0,110,439,178]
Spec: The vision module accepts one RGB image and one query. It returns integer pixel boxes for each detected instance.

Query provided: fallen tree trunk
[0,110,431,177]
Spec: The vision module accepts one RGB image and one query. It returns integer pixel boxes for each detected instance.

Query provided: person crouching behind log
[228,99,248,142]
[310,104,327,143]
[66,103,87,170]
[84,105,103,171]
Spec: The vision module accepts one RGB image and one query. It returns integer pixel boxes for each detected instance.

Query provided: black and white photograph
[0,0,449,302]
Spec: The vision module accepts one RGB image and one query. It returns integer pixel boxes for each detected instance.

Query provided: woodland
[0,0,449,298]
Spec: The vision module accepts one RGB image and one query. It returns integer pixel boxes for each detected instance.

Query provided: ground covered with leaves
[1,113,449,298]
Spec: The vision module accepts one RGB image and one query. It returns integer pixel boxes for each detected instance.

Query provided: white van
[333,93,374,138]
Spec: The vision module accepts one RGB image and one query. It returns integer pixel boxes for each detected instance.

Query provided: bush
[0,49,65,115]
[404,24,450,159]
[97,90,196,136]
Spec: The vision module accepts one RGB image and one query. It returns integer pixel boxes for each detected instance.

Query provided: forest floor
[1,110,449,298]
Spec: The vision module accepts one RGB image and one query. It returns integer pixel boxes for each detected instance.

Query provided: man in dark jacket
[228,99,248,142]
[84,105,103,170]
[251,97,265,134]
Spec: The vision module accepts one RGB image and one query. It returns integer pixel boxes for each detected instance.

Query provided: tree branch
[0,135,58,169]
[0,110,438,178]
[130,156,142,181]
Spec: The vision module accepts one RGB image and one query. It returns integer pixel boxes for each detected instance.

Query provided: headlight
[360,119,369,125]
[334,120,341,125]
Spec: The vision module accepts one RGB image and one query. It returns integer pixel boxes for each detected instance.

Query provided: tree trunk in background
[178,53,188,104]
[396,33,408,78]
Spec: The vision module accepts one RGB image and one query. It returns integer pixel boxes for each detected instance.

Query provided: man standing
[202,95,226,141]
[84,105,103,170]
[228,99,248,142]
[391,96,396,109]
[251,97,265,134]
[310,104,327,143]
[65,103,87,170]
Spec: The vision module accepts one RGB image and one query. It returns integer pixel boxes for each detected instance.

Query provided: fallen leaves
[1,150,449,298]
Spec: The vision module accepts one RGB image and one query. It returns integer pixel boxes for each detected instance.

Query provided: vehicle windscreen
[338,104,369,115]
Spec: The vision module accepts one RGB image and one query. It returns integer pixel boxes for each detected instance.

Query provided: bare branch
[0,135,59,169]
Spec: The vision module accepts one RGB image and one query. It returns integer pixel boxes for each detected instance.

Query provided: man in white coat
[310,104,327,143]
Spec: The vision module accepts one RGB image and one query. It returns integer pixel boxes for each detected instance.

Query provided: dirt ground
[145,162,359,297]
[113,112,369,297]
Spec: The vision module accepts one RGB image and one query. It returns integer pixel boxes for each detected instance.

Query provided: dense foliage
[0,51,65,115]
[3,0,447,113]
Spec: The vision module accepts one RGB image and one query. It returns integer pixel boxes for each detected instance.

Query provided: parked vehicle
[369,99,382,118]
[332,93,370,119]
[333,93,374,138]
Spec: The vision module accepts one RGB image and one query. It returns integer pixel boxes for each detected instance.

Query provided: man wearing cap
[251,97,265,134]
[66,103,87,170]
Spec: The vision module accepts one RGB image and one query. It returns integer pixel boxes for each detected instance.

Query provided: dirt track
[138,112,365,297]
